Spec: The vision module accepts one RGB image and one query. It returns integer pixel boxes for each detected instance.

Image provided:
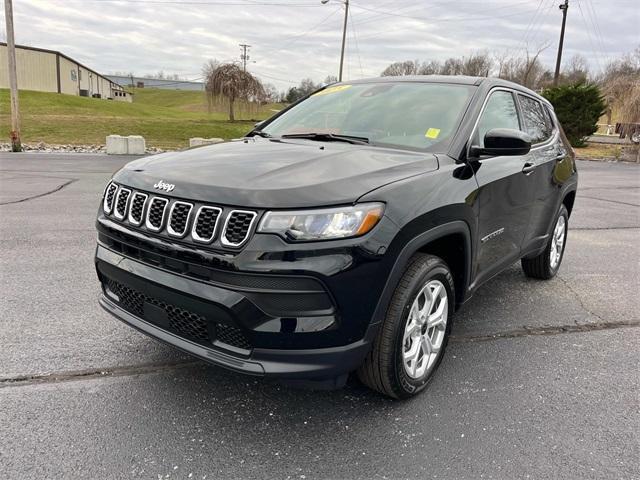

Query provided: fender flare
[365,220,472,339]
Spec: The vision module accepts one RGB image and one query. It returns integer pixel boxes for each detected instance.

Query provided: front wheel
[521,204,569,279]
[357,254,454,399]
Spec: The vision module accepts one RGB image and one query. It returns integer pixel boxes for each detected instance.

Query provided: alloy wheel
[550,215,566,269]
[402,279,448,379]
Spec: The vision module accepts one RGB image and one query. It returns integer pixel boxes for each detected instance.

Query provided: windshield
[261,82,475,152]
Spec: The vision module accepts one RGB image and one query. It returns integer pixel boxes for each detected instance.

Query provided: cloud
[4,0,639,90]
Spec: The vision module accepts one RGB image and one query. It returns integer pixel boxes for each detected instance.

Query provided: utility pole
[239,44,251,72]
[338,0,349,82]
[320,0,349,82]
[553,0,569,86]
[4,0,21,152]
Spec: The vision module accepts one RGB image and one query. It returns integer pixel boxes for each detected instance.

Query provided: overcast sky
[2,0,639,90]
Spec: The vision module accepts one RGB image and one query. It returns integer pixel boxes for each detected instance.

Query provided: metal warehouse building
[0,42,131,101]
[106,74,204,91]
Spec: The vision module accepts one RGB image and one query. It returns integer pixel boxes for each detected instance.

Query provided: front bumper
[95,243,379,382]
[99,295,372,382]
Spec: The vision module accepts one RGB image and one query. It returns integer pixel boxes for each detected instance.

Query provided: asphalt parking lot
[1,152,638,479]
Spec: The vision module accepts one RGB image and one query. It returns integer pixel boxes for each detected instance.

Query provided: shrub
[542,83,606,147]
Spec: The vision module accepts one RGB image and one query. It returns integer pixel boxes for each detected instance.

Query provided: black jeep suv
[96,76,577,398]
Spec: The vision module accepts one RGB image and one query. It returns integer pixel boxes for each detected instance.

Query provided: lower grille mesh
[105,278,251,350]
[216,323,252,350]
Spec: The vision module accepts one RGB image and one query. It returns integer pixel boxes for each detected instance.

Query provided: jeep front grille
[128,192,147,226]
[113,188,131,220]
[146,197,168,232]
[222,210,257,247]
[192,206,222,243]
[102,183,258,250]
[103,183,118,214]
[167,201,193,238]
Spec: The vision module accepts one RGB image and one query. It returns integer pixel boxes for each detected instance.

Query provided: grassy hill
[0,88,284,149]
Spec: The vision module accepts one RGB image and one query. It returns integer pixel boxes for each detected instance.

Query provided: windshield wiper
[246,129,272,138]
[281,132,369,145]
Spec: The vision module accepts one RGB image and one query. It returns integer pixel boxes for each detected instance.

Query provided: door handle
[553,151,567,162]
[522,162,536,175]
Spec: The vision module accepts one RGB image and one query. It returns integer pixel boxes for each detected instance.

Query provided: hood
[113,138,438,208]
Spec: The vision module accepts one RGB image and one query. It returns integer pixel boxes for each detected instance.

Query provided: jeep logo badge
[153,180,175,192]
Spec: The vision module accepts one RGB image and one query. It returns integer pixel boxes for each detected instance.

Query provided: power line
[69,0,325,6]
[349,6,364,78]
[351,0,534,25]
[575,0,603,72]
[258,6,341,53]
[355,6,549,42]
[518,0,548,50]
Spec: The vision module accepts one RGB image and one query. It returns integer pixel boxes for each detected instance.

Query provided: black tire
[521,204,569,280]
[357,253,454,399]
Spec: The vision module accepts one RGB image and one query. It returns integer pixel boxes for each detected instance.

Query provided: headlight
[258,203,385,241]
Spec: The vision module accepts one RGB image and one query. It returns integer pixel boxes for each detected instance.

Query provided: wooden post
[4,0,21,152]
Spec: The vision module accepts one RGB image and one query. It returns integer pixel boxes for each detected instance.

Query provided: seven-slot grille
[222,210,257,247]
[146,197,169,232]
[192,206,221,243]
[103,183,118,214]
[167,201,193,238]
[103,184,256,248]
[128,192,148,226]
[113,188,131,220]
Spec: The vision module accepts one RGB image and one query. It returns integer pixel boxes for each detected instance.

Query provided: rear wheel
[522,204,569,279]
[357,254,454,399]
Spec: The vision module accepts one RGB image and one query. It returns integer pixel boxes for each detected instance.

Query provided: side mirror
[254,120,265,129]
[470,128,532,157]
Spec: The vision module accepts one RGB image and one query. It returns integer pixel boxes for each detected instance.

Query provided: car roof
[340,75,551,107]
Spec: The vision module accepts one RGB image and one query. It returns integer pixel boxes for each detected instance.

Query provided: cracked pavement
[0,153,638,479]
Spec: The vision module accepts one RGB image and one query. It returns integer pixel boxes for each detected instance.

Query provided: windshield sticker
[313,85,352,96]
[425,128,441,139]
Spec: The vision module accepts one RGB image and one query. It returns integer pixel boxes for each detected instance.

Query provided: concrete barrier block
[127,135,146,155]
[106,135,128,155]
[189,137,224,148]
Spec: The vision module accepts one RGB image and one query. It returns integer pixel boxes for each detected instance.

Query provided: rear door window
[518,95,553,144]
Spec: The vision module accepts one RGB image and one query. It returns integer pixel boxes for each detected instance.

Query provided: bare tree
[561,54,589,84]
[262,83,280,104]
[440,57,464,76]
[203,62,265,122]
[600,46,640,124]
[497,44,551,90]
[381,60,421,76]
[418,60,441,75]
[461,52,493,77]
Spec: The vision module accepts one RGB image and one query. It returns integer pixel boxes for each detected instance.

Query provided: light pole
[321,0,349,82]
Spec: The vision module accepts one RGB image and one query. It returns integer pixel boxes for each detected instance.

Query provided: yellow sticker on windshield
[313,85,352,96]
[425,128,441,139]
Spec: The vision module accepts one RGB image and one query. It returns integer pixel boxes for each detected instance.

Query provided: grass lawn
[0,88,285,149]
[574,142,625,160]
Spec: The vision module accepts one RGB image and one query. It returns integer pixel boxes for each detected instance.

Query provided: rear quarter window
[518,94,553,144]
